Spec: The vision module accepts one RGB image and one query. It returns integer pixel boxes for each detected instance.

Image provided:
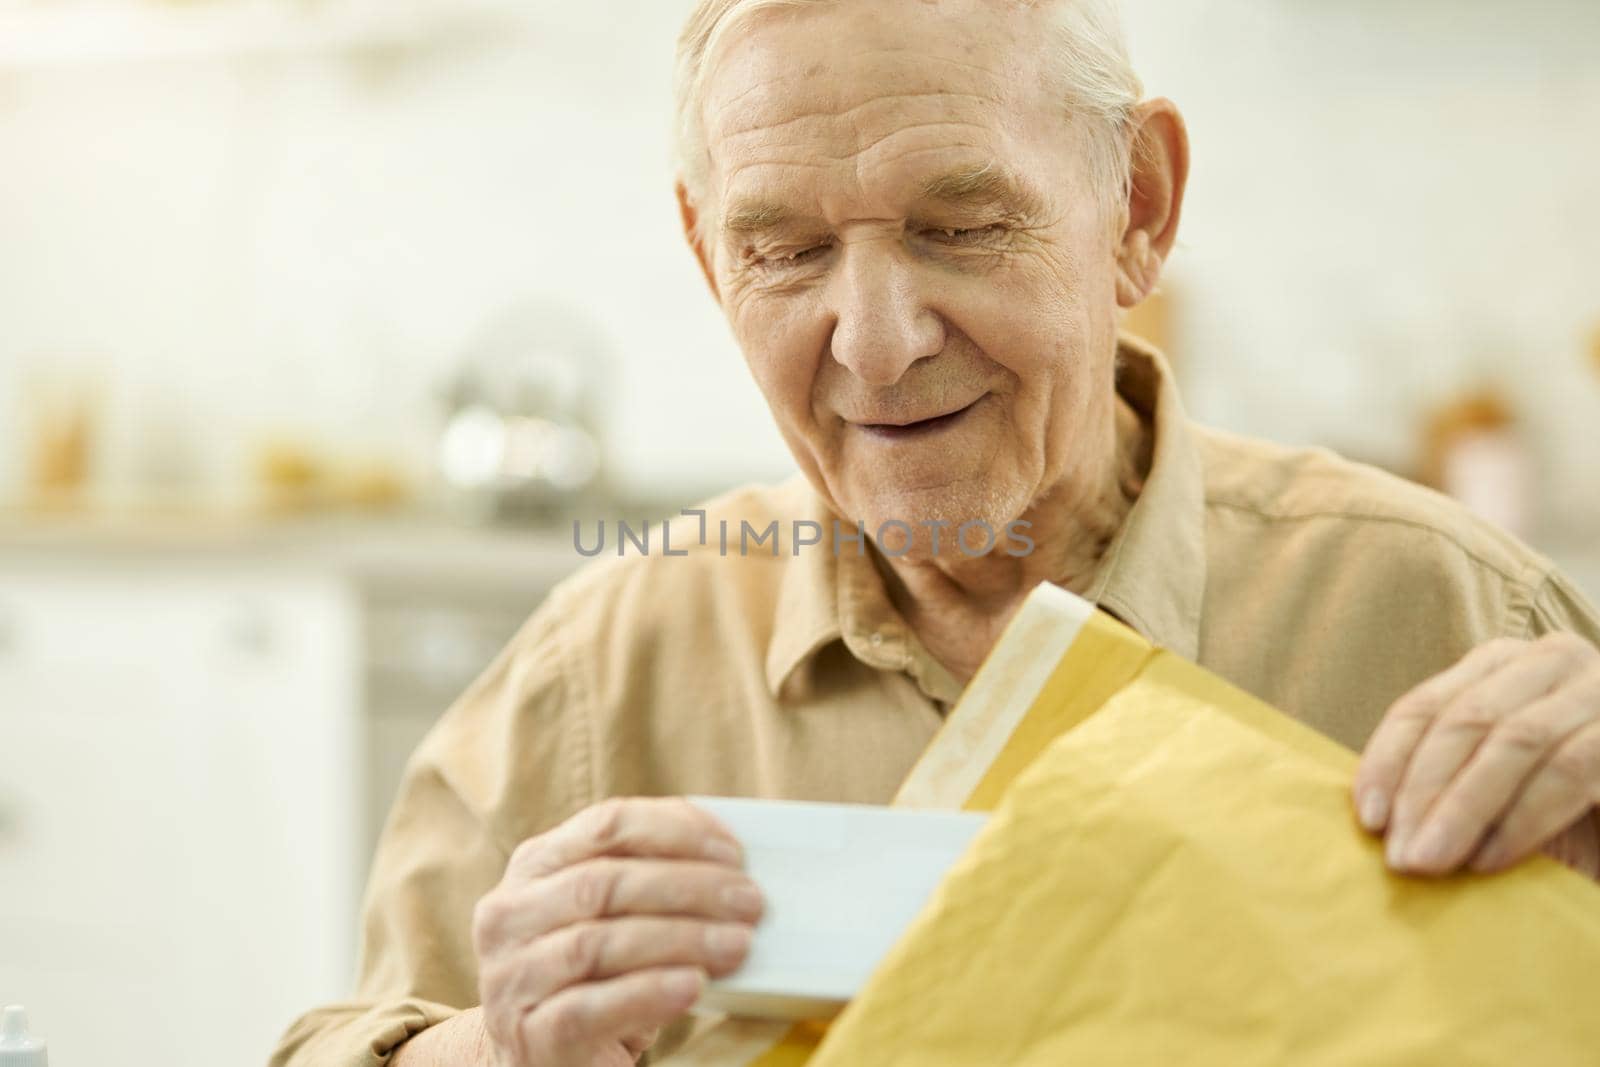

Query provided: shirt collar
[765,480,952,701]
[763,480,850,698]
[764,335,1207,699]
[1080,335,1207,661]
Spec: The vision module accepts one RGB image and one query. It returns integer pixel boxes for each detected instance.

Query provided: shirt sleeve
[269,584,595,1067]
[1522,570,1600,648]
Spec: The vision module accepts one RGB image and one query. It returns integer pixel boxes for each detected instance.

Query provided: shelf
[0,0,517,68]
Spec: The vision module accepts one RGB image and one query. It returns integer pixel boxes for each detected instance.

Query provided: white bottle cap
[0,1007,47,1067]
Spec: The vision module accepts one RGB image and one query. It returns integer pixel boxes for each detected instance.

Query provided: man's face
[695,0,1124,548]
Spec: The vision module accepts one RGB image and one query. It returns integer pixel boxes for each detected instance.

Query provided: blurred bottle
[1420,386,1532,538]
[21,366,98,511]
[0,1006,46,1067]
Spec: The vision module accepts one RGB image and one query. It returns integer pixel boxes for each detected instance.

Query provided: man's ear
[1115,98,1189,310]
[676,179,721,302]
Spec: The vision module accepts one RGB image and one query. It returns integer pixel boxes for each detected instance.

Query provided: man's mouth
[857,398,983,441]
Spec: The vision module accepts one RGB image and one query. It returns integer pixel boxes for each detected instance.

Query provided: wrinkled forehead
[699,2,1063,220]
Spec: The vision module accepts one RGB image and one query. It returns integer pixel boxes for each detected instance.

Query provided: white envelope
[688,796,988,1021]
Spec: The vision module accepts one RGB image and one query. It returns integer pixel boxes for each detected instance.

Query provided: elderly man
[272,0,1600,1064]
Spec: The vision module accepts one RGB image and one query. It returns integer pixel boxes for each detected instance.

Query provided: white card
[689,796,988,1020]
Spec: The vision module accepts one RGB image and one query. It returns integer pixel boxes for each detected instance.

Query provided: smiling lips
[856,397,983,440]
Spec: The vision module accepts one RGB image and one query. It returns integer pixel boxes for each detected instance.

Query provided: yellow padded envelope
[802,598,1600,1066]
[669,586,1600,1066]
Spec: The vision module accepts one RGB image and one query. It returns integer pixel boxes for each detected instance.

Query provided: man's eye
[750,244,830,270]
[783,245,828,263]
[926,225,1002,244]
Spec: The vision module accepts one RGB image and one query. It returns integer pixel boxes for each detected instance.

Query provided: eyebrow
[720,163,1043,240]
[917,162,1041,216]
[722,201,793,237]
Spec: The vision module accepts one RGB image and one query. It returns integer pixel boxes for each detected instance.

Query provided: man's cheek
[743,350,809,422]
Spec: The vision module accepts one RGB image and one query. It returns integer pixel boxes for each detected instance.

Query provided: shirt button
[870,632,884,648]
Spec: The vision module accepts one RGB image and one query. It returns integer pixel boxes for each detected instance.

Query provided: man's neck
[878,393,1150,685]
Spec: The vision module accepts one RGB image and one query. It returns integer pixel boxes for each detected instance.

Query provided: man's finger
[492,916,753,1011]
[1395,677,1597,874]
[509,797,743,881]
[1534,810,1600,877]
[1384,647,1576,871]
[621,1027,664,1059]
[1353,639,1524,834]
[1468,721,1600,873]
[519,967,705,1066]
[475,858,764,946]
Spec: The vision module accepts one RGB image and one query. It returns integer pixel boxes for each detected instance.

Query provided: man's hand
[1353,634,1600,880]
[473,797,765,1066]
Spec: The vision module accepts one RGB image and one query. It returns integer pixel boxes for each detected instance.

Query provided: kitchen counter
[0,508,590,593]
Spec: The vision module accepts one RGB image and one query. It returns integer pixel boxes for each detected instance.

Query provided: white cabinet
[0,564,361,1067]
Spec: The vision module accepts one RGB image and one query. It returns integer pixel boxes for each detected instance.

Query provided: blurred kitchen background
[1,0,1598,1063]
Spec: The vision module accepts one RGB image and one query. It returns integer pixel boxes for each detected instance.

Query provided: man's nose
[827,246,944,386]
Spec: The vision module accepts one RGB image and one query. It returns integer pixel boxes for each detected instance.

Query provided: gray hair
[673,0,1144,238]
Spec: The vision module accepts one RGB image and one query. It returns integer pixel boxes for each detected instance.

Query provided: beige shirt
[270,340,1600,1066]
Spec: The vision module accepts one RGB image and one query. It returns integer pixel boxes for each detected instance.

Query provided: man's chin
[844,484,1030,562]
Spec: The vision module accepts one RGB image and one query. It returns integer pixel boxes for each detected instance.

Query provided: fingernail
[722,883,764,918]
[704,838,742,866]
[1406,824,1450,870]
[1358,790,1389,832]
[1385,831,1409,870]
[706,924,753,961]
[663,969,704,1002]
